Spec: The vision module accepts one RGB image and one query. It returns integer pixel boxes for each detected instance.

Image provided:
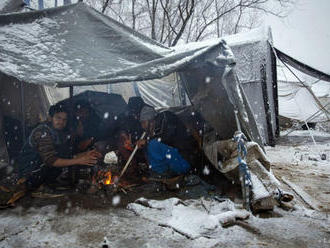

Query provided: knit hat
[139,106,156,121]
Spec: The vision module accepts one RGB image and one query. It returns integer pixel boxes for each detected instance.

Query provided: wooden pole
[118,132,146,181]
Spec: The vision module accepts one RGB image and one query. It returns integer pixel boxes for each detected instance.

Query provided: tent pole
[270,43,280,138]
[133,82,141,97]
[260,61,275,146]
[20,82,26,142]
[70,86,73,97]
[68,86,76,185]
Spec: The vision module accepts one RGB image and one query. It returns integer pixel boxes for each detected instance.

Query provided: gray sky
[265,0,330,74]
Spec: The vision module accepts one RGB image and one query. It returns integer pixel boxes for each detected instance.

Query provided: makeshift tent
[0,0,64,169]
[163,27,279,146]
[0,3,265,174]
[277,64,330,123]
[111,27,279,146]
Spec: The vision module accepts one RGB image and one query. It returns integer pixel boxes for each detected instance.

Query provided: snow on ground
[1,198,330,248]
[1,130,330,248]
[266,130,330,211]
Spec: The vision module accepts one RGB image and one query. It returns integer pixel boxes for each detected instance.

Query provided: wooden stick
[118,132,146,181]
[281,176,320,211]
[7,191,25,205]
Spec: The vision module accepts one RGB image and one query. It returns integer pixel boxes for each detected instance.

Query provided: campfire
[88,166,136,195]
[104,171,112,185]
[92,169,117,188]
[76,151,138,195]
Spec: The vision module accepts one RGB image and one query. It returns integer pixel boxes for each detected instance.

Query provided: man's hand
[136,139,147,149]
[75,149,101,166]
[86,149,102,159]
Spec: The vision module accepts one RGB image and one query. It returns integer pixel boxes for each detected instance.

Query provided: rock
[308,155,318,161]
[321,154,327,160]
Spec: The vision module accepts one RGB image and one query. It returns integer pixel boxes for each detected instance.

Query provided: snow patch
[127,197,249,239]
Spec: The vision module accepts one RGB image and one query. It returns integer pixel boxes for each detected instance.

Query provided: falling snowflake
[203,166,210,175]
[191,112,195,116]
[157,138,162,142]
[104,112,109,119]
[166,154,171,159]
[112,195,121,206]
[217,160,222,169]
[114,115,118,120]
[205,77,211,83]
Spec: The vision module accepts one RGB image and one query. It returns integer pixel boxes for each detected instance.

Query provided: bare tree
[86,0,294,46]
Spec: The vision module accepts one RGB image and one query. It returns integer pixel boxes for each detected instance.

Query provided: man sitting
[72,100,101,152]
[17,104,101,191]
[137,106,191,178]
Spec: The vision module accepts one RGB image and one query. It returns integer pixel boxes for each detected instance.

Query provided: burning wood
[92,169,117,188]
[104,171,112,185]
[89,167,137,195]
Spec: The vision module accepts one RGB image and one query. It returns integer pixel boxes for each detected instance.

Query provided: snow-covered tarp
[0,2,264,144]
[174,27,277,145]
[0,2,230,88]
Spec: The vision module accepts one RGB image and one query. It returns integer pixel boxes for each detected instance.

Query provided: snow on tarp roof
[174,26,270,53]
[0,3,171,87]
[174,26,272,85]
[0,2,234,88]
[0,2,219,87]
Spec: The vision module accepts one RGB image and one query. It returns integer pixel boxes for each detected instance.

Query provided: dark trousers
[24,165,62,190]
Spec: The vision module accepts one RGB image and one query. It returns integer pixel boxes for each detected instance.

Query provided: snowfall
[1,2,330,247]
[0,129,329,248]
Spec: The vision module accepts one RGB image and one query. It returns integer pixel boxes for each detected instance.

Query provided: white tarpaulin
[277,66,329,122]
[278,81,328,122]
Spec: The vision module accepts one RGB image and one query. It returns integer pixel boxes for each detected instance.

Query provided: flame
[104,171,112,185]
